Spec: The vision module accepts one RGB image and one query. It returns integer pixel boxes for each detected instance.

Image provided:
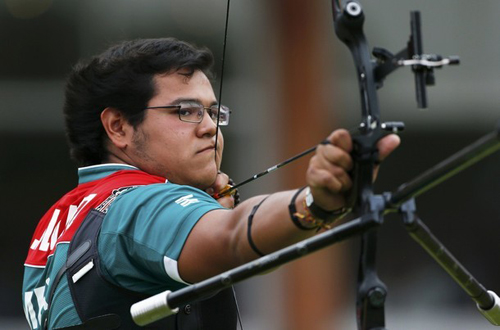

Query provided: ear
[100,107,133,149]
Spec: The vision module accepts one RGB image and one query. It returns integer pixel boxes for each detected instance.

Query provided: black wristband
[305,187,348,222]
[288,187,316,230]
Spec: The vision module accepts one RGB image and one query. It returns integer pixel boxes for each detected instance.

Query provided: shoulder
[97,183,224,290]
[100,182,224,257]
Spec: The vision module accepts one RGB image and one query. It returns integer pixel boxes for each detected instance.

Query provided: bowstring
[214,2,244,329]
[214,0,231,165]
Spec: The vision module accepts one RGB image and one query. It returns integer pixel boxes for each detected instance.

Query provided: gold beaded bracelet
[295,199,336,230]
[289,187,350,231]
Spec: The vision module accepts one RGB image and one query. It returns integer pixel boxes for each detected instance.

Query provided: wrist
[304,187,349,223]
[288,187,317,230]
[288,187,350,231]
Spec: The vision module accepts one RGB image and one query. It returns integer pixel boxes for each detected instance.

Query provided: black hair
[63,38,214,166]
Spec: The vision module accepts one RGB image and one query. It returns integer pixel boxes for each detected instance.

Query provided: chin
[191,170,218,190]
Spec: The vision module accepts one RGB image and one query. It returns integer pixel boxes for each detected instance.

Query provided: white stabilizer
[478,290,500,326]
[130,290,179,326]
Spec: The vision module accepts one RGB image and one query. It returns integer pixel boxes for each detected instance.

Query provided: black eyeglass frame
[144,104,231,126]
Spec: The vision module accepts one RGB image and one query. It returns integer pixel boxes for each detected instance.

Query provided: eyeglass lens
[179,104,229,125]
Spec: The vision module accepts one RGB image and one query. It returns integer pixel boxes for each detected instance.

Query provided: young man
[22,38,399,329]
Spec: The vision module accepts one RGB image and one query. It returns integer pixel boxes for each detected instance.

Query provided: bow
[130,1,500,328]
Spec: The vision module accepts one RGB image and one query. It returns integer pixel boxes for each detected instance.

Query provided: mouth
[197,145,216,154]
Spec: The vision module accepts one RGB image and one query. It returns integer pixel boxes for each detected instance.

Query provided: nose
[197,109,217,137]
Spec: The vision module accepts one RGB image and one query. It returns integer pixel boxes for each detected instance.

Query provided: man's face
[128,69,223,189]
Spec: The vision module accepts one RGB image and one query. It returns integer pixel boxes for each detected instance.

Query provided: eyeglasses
[144,102,231,126]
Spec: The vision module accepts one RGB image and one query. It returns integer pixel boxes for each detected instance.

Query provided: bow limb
[332,0,383,212]
[332,2,388,329]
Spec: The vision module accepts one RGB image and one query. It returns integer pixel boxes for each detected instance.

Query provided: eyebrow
[169,98,218,107]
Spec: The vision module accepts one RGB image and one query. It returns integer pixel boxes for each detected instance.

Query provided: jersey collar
[78,163,139,184]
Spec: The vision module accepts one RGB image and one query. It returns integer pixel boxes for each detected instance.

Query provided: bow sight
[374,11,460,108]
[130,1,500,329]
[334,1,460,111]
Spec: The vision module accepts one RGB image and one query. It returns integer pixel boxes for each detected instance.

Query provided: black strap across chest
[46,193,238,329]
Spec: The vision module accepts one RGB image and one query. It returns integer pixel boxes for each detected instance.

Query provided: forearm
[179,187,330,283]
[229,188,320,264]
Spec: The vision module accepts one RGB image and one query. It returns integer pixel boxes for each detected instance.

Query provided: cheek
[171,130,189,148]
[217,133,224,151]
[153,120,185,143]
[216,134,224,168]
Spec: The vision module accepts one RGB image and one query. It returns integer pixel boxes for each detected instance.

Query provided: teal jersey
[23,164,224,329]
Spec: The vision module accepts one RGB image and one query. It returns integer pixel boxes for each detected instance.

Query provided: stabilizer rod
[400,199,500,326]
[389,122,500,209]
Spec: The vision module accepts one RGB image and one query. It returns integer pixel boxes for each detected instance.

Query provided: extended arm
[178,129,400,283]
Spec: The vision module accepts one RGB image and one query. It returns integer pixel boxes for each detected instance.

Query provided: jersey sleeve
[98,182,224,294]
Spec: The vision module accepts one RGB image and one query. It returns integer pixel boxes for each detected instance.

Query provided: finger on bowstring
[212,171,230,190]
[211,184,235,199]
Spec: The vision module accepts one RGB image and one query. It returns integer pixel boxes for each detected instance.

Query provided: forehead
[150,70,216,105]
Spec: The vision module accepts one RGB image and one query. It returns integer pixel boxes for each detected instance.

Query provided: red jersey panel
[25,170,165,267]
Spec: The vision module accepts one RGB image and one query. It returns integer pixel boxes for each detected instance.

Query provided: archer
[22,38,399,329]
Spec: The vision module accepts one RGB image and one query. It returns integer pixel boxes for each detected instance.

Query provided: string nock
[381,121,405,133]
[212,184,235,199]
